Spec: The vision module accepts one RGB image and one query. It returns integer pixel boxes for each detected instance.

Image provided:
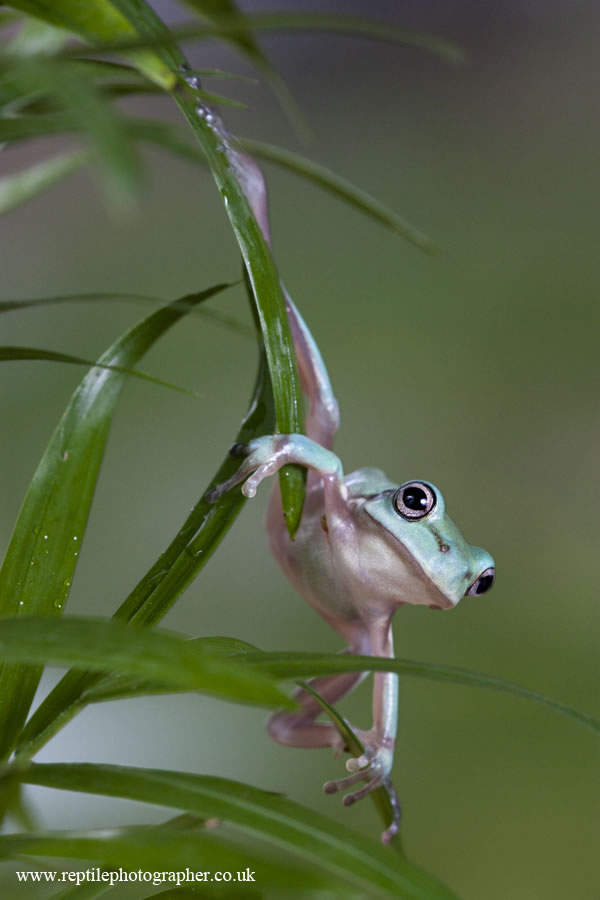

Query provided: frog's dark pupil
[402,487,428,510]
[474,573,494,594]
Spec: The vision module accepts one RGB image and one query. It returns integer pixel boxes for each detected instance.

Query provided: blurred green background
[0,1,598,898]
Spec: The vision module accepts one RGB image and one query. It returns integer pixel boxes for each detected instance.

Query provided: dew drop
[184,74,201,90]
[196,102,216,125]
[43,534,48,540]
[73,536,78,541]
[19,600,24,606]
[53,599,63,609]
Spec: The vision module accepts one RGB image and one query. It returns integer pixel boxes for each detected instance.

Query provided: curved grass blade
[0,616,290,709]
[200,12,466,64]
[0,151,88,215]
[0,346,196,395]
[115,0,306,534]
[0,282,231,762]
[15,296,274,761]
[0,115,434,254]
[178,0,309,140]
[242,138,436,255]
[127,121,435,253]
[80,643,600,738]
[0,826,355,900]
[16,762,460,900]
[298,680,404,854]
[242,652,600,737]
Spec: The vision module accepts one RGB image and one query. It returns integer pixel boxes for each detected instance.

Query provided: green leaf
[15,296,274,760]
[79,644,600,738]
[210,12,466,64]
[242,652,600,737]
[0,282,230,761]
[242,138,436,255]
[3,0,176,88]
[15,762,460,900]
[0,151,88,215]
[0,617,291,709]
[0,345,196,395]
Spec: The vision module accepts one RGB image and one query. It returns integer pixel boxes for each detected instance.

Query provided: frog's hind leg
[266,631,371,753]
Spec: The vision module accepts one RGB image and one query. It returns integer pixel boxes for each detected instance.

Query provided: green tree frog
[209,148,495,843]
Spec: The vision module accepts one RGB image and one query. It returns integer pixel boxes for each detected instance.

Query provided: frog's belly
[271,513,362,623]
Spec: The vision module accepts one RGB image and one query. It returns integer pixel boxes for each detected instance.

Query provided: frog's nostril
[466,567,495,597]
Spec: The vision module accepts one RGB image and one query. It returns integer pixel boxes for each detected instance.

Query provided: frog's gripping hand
[206,434,344,503]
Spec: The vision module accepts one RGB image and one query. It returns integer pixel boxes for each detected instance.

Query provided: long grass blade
[0,283,230,761]
[14,762,460,900]
[242,138,436,254]
[76,643,600,738]
[0,346,195,395]
[243,652,600,736]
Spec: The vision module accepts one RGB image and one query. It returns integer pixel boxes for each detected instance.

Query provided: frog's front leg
[269,619,401,845]
[323,618,400,844]
[206,434,345,505]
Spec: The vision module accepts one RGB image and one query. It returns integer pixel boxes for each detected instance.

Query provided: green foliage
[0,2,595,898]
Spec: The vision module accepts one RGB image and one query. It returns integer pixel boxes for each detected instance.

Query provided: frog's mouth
[391,537,459,611]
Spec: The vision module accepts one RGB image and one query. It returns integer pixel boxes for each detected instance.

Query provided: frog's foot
[206,434,343,503]
[205,436,281,502]
[323,742,401,844]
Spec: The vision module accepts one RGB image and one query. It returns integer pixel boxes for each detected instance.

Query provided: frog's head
[364,480,495,610]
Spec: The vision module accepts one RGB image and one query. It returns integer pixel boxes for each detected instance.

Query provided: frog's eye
[394,482,436,520]
[466,567,495,596]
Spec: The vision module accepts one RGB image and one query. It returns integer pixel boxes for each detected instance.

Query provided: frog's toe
[345,745,377,773]
[380,778,402,845]
[241,459,280,497]
[342,773,385,805]
[322,768,366,795]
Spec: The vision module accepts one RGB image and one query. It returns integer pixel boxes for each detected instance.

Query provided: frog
[208,146,495,843]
